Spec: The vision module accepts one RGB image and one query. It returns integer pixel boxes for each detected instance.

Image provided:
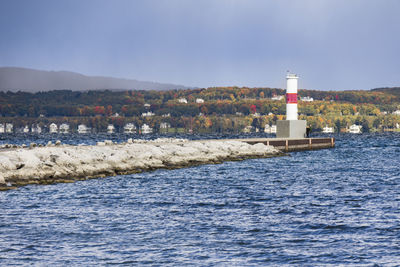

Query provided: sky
[0,0,399,90]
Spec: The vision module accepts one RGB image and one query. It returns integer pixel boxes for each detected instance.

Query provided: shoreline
[0,139,284,191]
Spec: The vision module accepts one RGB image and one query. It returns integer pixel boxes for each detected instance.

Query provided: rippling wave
[0,133,399,265]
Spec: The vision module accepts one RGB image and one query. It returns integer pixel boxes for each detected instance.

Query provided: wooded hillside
[1,86,399,133]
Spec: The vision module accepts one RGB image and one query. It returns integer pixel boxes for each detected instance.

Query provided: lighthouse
[286,73,298,120]
[276,72,307,138]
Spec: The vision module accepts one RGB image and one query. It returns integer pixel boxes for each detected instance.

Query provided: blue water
[1,133,400,265]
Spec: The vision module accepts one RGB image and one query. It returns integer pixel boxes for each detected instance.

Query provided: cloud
[0,0,399,90]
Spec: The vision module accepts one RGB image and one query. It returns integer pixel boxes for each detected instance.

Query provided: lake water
[1,133,399,265]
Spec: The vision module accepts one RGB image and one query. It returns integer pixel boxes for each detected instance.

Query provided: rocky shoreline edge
[0,138,284,191]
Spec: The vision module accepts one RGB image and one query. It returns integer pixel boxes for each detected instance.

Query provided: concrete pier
[234,137,335,152]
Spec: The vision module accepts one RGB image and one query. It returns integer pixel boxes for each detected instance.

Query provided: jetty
[0,139,284,190]
[0,137,335,190]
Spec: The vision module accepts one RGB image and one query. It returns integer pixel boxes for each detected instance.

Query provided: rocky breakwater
[0,138,283,190]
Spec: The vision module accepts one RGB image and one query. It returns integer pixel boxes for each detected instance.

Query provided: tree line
[0,87,399,133]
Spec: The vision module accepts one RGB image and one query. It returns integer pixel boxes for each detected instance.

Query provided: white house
[141,123,153,134]
[49,123,58,134]
[142,111,155,117]
[23,125,30,133]
[392,110,400,115]
[264,124,277,134]
[31,124,42,134]
[6,123,13,133]
[107,124,115,134]
[178,98,188,104]
[124,123,136,134]
[0,124,4,133]
[243,125,255,133]
[348,124,362,134]
[271,95,284,101]
[196,98,204,103]
[162,113,171,117]
[160,122,171,129]
[144,103,151,108]
[59,123,70,134]
[300,96,314,102]
[78,124,90,134]
[322,125,334,133]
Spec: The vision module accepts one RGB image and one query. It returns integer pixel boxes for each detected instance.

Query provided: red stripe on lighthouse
[286,93,297,104]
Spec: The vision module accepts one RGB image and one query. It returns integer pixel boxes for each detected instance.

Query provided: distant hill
[0,67,189,92]
[371,87,400,97]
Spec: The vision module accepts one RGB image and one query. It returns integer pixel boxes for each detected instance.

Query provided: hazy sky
[0,0,399,90]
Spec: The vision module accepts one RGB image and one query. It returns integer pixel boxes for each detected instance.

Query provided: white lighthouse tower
[276,72,307,138]
[286,73,298,120]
